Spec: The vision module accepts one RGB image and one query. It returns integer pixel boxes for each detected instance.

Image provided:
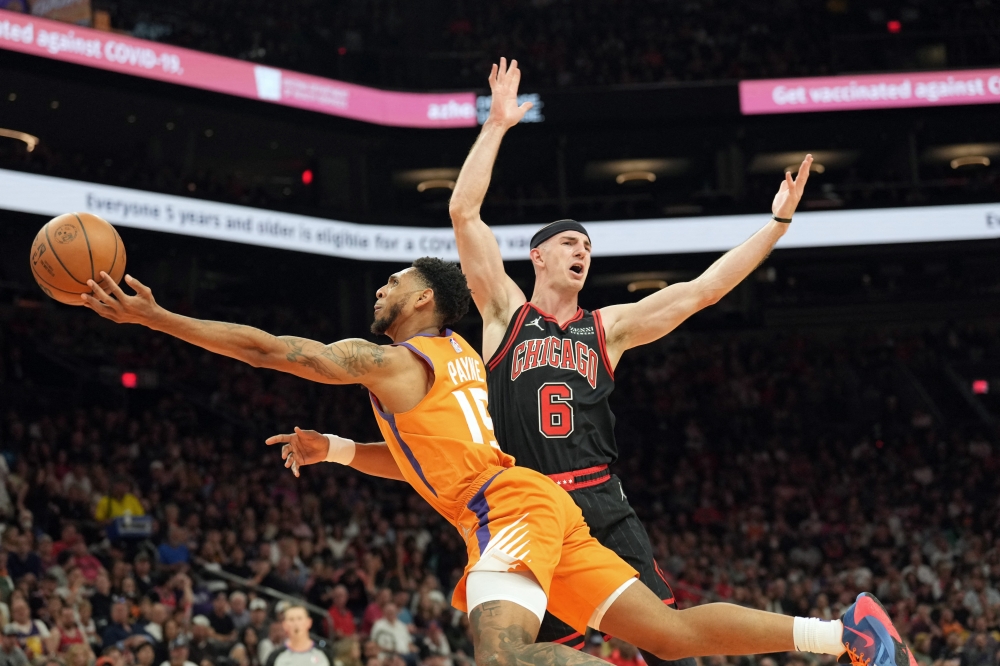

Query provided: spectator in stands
[189,615,225,665]
[257,622,284,665]
[361,589,390,636]
[157,528,190,571]
[134,554,155,597]
[606,637,643,666]
[0,625,29,666]
[134,640,157,666]
[77,599,99,649]
[419,621,451,666]
[208,592,237,641]
[237,626,261,666]
[248,599,269,635]
[166,636,197,666]
[327,585,356,640]
[6,535,40,582]
[141,603,167,643]
[7,596,55,659]
[229,592,251,632]
[69,540,103,584]
[101,599,133,647]
[64,642,94,666]
[333,639,362,666]
[90,571,113,628]
[369,603,416,664]
[52,524,80,560]
[94,477,146,524]
[53,606,86,655]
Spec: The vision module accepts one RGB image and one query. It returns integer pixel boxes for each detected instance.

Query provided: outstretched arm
[601,155,814,366]
[448,58,530,331]
[81,273,393,386]
[266,428,405,482]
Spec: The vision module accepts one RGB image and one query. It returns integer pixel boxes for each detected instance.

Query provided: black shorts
[536,474,676,647]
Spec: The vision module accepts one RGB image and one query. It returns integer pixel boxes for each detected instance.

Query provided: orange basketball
[29,213,127,306]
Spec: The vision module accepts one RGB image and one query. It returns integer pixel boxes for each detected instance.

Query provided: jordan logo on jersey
[526,316,544,331]
[510,336,600,388]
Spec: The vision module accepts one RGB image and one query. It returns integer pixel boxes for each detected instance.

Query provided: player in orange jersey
[80,258,911,666]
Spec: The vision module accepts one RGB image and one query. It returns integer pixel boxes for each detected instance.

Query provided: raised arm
[81,272,396,386]
[266,427,405,481]
[600,155,814,366]
[448,59,530,337]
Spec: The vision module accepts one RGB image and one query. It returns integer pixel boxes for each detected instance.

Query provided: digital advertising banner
[740,68,1000,115]
[1,170,999,262]
[0,9,478,128]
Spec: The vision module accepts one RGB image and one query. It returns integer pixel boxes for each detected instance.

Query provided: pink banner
[0,9,477,128]
[740,68,1000,115]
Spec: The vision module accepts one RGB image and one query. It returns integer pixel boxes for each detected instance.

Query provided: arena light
[616,171,657,185]
[586,158,688,182]
[972,379,989,394]
[416,179,456,192]
[785,162,826,174]
[394,168,460,190]
[887,20,902,33]
[750,151,854,174]
[950,156,990,169]
[301,169,314,185]
[121,372,138,389]
[627,279,668,292]
[0,128,39,152]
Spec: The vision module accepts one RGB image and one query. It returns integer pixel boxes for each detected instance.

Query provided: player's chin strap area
[547,464,610,491]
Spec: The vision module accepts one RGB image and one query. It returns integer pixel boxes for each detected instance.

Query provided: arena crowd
[1,305,999,666]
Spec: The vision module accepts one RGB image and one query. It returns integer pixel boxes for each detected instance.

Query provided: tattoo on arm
[469,604,605,666]
[280,337,387,380]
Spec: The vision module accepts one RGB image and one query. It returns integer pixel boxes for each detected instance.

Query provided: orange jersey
[369,331,517,524]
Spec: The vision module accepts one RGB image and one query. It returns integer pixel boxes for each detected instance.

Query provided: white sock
[793,617,845,656]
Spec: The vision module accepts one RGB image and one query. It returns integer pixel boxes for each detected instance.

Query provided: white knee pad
[466,570,548,625]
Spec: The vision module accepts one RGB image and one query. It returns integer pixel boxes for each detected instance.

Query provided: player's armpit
[599,281,712,363]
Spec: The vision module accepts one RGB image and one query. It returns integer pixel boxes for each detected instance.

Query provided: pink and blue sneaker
[839,593,916,666]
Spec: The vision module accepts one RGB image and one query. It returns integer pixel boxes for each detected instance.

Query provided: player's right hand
[265,426,331,477]
[81,272,159,326]
[486,57,534,130]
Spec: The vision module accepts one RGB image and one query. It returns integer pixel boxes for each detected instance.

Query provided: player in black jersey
[448,58,814,659]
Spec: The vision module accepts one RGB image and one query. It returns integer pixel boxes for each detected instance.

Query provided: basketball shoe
[839,593,917,666]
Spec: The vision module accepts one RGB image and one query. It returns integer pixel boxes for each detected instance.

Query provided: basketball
[29,213,127,306]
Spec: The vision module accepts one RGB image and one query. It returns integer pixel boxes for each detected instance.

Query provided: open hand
[771,154,813,221]
[80,272,159,325]
[266,426,331,477]
[486,57,533,130]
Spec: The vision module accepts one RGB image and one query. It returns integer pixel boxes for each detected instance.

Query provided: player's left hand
[771,154,813,222]
[80,272,160,325]
[266,426,330,477]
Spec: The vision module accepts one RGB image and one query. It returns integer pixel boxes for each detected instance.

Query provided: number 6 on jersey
[538,382,574,438]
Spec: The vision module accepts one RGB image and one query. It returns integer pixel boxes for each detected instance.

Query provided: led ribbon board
[741,69,1000,115]
[0,9,478,128]
[0,169,998,261]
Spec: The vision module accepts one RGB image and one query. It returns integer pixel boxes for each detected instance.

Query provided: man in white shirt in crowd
[258,620,285,665]
[370,603,417,664]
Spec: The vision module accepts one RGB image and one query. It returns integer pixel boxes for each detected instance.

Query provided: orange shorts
[451,466,638,633]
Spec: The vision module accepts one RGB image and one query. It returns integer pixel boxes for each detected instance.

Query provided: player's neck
[529,285,580,326]
[388,319,442,343]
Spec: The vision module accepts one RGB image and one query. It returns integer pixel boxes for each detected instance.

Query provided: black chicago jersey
[486,302,616,475]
